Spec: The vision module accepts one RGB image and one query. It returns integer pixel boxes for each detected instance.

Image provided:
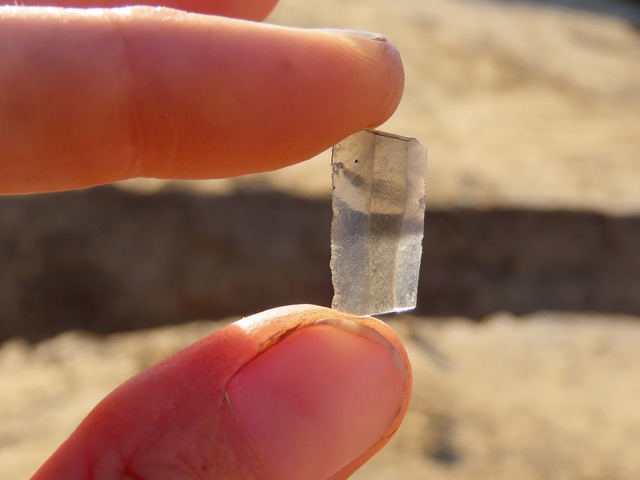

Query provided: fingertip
[316,29,405,128]
[131,21,407,180]
[228,305,411,479]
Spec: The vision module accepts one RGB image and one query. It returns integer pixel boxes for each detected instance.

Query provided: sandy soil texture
[3,314,640,479]
[2,0,640,478]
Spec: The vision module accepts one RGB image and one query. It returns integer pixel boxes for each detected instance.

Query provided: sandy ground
[2,0,640,478]
[3,314,640,479]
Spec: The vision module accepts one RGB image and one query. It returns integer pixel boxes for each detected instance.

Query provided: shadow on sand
[1,186,638,341]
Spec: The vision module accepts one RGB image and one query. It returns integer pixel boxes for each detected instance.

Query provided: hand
[0,0,403,194]
[1,2,410,479]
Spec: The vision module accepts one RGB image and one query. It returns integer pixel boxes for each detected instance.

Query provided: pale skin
[1,1,411,478]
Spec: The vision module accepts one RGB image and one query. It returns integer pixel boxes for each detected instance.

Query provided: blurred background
[1,0,640,478]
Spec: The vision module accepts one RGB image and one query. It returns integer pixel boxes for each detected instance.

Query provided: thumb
[33,305,412,480]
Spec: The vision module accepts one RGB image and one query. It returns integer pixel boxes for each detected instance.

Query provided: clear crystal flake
[330,129,428,316]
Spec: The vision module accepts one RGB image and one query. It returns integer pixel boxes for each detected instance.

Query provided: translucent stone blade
[330,129,427,316]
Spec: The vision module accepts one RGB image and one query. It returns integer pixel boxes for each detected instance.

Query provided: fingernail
[316,28,387,42]
[226,318,408,480]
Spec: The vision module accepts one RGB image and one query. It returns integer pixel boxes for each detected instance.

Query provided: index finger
[0,7,404,194]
